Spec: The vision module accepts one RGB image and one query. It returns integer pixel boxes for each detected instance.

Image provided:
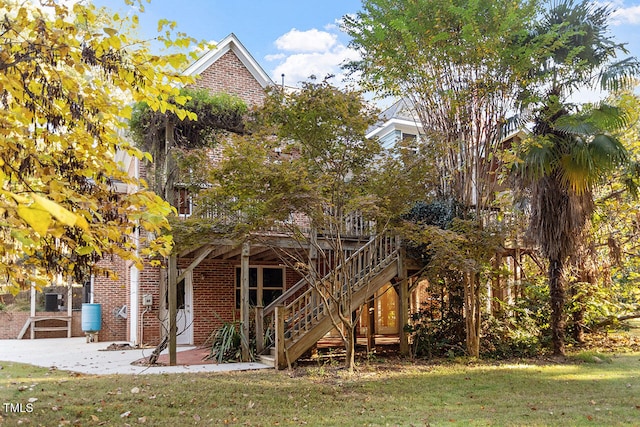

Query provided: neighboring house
[366,97,424,149]
[92,34,424,368]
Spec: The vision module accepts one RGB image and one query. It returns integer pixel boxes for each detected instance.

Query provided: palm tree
[519,0,639,355]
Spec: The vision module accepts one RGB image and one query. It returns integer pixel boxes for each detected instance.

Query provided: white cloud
[607,0,640,25]
[611,5,640,24]
[272,44,360,87]
[274,28,338,53]
[265,53,286,62]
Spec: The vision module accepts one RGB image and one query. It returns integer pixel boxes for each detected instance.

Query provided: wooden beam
[175,245,216,284]
[168,255,177,366]
[275,305,286,369]
[367,297,375,352]
[397,242,410,356]
[255,306,264,354]
[240,242,250,362]
[223,246,243,259]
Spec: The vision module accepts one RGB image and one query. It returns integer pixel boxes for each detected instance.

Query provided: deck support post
[397,239,410,356]
[255,305,264,354]
[168,255,177,366]
[275,305,286,369]
[367,297,375,352]
[240,242,251,362]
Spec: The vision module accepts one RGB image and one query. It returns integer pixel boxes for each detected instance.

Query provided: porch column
[168,255,177,366]
[240,242,250,362]
[397,245,410,356]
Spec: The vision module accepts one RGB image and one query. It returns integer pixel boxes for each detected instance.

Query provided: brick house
[92,34,421,368]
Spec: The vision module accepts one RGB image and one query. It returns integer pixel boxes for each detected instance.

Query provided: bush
[480,313,544,358]
[204,322,252,363]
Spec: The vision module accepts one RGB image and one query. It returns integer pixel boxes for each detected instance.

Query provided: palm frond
[553,114,598,135]
[588,134,628,167]
[599,57,640,92]
[587,103,629,132]
[559,150,592,195]
[521,135,556,180]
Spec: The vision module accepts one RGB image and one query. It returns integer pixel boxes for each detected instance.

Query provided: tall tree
[185,78,428,372]
[0,0,202,292]
[212,79,382,372]
[344,0,537,357]
[517,0,640,355]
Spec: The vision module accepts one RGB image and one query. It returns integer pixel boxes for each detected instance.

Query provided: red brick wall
[0,312,83,339]
[190,49,266,107]
[94,256,129,342]
[137,261,163,346]
[179,258,303,346]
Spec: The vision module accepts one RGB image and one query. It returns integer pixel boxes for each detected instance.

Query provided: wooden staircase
[262,234,400,369]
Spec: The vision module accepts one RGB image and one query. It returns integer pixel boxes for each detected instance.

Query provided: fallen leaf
[90,415,99,422]
[27,398,38,403]
[120,411,131,418]
[138,416,147,423]
[193,414,201,421]
[130,387,140,394]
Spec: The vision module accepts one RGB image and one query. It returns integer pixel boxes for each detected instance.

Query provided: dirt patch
[100,343,138,351]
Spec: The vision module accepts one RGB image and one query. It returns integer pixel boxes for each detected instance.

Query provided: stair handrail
[263,234,391,318]
[280,234,399,341]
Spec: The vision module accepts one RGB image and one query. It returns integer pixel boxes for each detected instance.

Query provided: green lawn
[1,351,639,426]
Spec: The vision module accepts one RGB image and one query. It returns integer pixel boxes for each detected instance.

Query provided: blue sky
[97,0,640,94]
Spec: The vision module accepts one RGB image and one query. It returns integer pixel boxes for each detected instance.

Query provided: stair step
[258,354,275,368]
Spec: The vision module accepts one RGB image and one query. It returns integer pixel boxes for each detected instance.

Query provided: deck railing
[182,195,375,238]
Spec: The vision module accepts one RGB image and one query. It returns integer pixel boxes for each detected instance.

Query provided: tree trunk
[549,258,566,355]
[464,272,481,358]
[570,283,586,344]
[344,322,356,374]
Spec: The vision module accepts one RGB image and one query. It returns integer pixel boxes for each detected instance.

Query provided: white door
[176,272,194,345]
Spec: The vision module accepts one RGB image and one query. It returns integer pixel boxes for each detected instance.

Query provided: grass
[1,352,639,426]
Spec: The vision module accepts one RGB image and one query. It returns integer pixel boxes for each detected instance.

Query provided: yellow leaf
[120,105,133,119]
[17,205,52,236]
[104,27,117,37]
[76,246,94,256]
[32,194,79,229]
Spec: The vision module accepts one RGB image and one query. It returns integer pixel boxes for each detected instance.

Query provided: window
[175,188,192,217]
[235,267,284,308]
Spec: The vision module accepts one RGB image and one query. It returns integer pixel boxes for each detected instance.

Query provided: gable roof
[366,97,423,141]
[183,33,273,88]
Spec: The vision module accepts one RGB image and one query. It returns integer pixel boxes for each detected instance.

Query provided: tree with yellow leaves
[0,0,200,292]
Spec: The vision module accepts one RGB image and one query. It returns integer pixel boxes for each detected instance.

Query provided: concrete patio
[0,338,271,375]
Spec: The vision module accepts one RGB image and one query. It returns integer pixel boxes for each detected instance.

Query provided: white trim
[366,118,423,140]
[176,271,194,345]
[183,33,273,89]
[129,264,139,345]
